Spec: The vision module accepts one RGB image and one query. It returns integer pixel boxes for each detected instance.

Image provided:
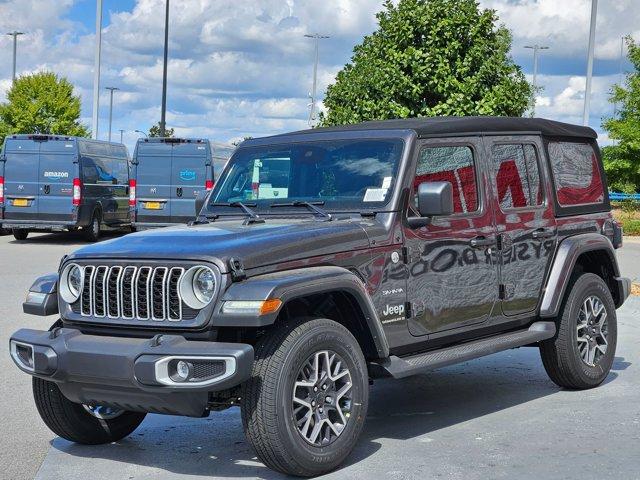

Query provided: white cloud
[0,0,636,152]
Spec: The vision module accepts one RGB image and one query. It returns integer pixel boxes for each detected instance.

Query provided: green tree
[148,122,175,138]
[602,37,640,193]
[0,72,89,144]
[321,0,532,126]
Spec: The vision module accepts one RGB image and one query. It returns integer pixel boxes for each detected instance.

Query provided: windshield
[207,138,404,213]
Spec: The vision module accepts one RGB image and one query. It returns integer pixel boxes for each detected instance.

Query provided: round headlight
[60,263,84,304]
[194,268,216,304]
[179,266,217,310]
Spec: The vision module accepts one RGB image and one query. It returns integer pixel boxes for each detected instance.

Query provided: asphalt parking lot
[1,232,639,480]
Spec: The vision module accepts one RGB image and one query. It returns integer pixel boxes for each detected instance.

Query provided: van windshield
[207,138,404,213]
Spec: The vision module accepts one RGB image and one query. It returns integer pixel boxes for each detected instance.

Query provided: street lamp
[6,31,24,82]
[105,87,119,142]
[524,45,550,117]
[92,0,103,139]
[135,130,148,138]
[119,129,125,144]
[159,0,170,137]
[304,33,330,127]
[583,0,598,126]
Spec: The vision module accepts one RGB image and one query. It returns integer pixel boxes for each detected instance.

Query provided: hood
[68,218,371,272]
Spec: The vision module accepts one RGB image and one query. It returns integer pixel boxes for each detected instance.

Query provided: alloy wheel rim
[82,404,124,420]
[576,295,608,367]
[292,350,353,447]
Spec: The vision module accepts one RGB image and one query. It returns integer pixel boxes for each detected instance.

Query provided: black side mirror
[407,181,454,228]
[195,190,208,217]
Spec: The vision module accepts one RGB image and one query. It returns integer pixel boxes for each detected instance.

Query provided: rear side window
[492,144,543,210]
[415,146,478,214]
[548,142,604,206]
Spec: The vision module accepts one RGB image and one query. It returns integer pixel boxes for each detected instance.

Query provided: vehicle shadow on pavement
[6,230,127,246]
[43,346,622,479]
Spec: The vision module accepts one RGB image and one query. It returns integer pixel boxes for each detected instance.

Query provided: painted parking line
[35,299,640,480]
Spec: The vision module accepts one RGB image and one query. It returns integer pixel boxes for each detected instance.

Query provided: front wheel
[33,378,146,444]
[540,273,617,389]
[241,318,369,477]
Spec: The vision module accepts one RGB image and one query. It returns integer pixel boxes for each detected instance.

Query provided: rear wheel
[241,318,369,477]
[83,210,101,242]
[33,378,146,444]
[540,273,617,389]
[12,228,28,241]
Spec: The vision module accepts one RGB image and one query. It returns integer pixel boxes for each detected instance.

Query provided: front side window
[492,144,543,210]
[209,139,404,213]
[414,146,478,214]
[548,142,604,206]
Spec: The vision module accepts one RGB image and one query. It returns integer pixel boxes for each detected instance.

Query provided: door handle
[176,187,183,198]
[469,236,496,248]
[532,228,555,240]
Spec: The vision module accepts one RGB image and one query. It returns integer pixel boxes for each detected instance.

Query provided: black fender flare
[23,272,59,316]
[212,266,389,358]
[540,233,627,317]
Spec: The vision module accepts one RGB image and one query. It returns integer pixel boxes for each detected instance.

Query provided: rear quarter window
[548,141,604,207]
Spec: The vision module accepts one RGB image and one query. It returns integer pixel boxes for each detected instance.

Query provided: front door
[486,136,557,316]
[404,137,500,336]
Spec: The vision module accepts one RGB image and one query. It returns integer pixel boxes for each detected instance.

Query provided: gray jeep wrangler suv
[10,117,630,477]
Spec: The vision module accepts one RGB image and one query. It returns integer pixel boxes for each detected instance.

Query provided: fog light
[171,360,193,383]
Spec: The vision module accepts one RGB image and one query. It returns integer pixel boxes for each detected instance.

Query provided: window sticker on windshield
[363,188,387,202]
[382,176,392,189]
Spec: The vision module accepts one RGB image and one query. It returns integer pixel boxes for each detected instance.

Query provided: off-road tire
[241,318,369,477]
[12,228,28,241]
[83,210,101,242]
[540,273,617,389]
[33,377,146,444]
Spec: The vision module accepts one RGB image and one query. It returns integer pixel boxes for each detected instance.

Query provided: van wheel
[540,273,617,389]
[33,377,146,444]
[84,211,101,242]
[12,229,28,241]
[241,318,369,477]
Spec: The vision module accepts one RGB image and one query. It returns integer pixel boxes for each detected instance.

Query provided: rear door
[37,139,76,223]
[134,142,172,224]
[2,138,41,221]
[170,142,209,223]
[486,135,557,317]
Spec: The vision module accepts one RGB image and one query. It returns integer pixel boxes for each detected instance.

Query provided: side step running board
[378,322,556,379]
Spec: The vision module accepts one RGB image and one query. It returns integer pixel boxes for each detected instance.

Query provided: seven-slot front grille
[77,265,186,321]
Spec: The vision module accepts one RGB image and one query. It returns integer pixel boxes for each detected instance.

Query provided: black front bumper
[10,328,254,417]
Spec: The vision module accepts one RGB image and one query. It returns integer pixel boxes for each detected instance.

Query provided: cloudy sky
[0,0,637,152]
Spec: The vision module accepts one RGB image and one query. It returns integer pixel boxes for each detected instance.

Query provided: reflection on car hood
[68,218,371,272]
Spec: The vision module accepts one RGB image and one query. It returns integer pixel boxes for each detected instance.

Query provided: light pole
[135,130,148,138]
[119,129,125,144]
[304,33,329,127]
[583,0,598,126]
[6,31,24,82]
[524,45,549,117]
[159,0,170,137]
[105,87,119,142]
[92,0,103,139]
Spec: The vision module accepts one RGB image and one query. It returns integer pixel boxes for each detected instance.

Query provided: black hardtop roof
[6,134,124,145]
[248,116,597,143]
[136,137,208,144]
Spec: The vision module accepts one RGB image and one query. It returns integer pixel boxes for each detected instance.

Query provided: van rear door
[2,138,40,221]
[134,141,172,224]
[170,141,210,223]
[37,138,76,223]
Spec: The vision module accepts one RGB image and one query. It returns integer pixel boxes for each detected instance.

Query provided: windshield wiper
[271,201,333,221]
[211,202,265,225]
